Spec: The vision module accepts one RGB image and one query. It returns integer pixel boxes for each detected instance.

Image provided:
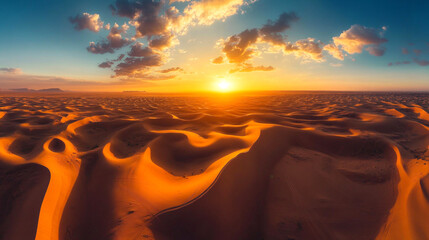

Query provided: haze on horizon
[0,0,428,92]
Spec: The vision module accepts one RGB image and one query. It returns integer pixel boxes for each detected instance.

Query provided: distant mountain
[38,88,64,92]
[9,88,35,92]
[9,88,64,92]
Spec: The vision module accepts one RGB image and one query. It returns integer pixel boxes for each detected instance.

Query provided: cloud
[114,55,164,78]
[115,54,125,61]
[402,48,409,54]
[217,12,324,72]
[98,54,126,69]
[366,45,386,56]
[98,61,114,68]
[73,0,253,80]
[413,49,422,56]
[284,38,324,61]
[388,58,429,67]
[87,23,132,54]
[158,67,183,73]
[128,42,156,57]
[111,0,167,37]
[230,64,274,73]
[332,24,387,55]
[414,58,429,66]
[109,0,139,19]
[214,13,390,73]
[69,13,105,32]
[259,12,299,45]
[0,67,22,74]
[323,44,344,60]
[149,34,177,50]
[388,61,411,66]
[212,56,224,64]
[222,28,259,64]
[183,0,252,26]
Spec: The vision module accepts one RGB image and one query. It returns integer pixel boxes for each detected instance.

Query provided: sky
[0,0,428,92]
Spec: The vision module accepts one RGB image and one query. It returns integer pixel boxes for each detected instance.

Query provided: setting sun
[1,1,429,240]
[216,79,233,92]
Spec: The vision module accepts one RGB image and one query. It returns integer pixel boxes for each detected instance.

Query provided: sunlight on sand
[0,92,428,239]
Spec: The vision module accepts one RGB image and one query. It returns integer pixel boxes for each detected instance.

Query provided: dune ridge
[0,92,428,240]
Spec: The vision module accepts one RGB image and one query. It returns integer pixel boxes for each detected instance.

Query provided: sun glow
[216,79,233,92]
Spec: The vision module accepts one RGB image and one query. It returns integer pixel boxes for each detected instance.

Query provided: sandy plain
[0,92,428,240]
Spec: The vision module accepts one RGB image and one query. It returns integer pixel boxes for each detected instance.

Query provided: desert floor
[0,92,428,240]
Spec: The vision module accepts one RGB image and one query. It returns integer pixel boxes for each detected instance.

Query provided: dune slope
[0,92,428,240]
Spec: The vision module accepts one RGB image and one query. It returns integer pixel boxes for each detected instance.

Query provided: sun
[216,79,233,92]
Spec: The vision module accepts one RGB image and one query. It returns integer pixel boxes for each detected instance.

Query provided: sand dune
[0,92,428,239]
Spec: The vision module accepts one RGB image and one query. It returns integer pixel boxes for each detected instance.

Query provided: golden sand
[0,92,428,239]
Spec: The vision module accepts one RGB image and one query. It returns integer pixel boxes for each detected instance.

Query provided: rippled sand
[0,92,428,240]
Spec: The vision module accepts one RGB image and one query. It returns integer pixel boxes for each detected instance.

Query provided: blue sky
[0,0,428,91]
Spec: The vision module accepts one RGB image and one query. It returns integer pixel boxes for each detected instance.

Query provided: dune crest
[0,92,428,239]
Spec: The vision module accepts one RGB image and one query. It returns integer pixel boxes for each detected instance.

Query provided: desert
[0,92,428,240]
[2,0,429,239]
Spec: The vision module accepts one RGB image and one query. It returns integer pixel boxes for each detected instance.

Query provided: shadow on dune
[0,163,50,240]
[149,126,399,240]
[59,151,119,240]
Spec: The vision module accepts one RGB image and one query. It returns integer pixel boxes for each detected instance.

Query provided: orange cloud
[212,56,224,64]
[158,67,184,73]
[216,12,325,72]
[284,38,324,62]
[230,64,274,73]
[323,43,344,60]
[223,28,260,64]
[332,25,387,56]
[73,0,253,80]
[183,0,250,26]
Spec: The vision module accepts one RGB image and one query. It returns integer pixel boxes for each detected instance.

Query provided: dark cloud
[114,54,125,61]
[109,0,139,19]
[388,59,429,67]
[149,34,175,50]
[128,42,156,57]
[114,55,164,77]
[222,28,259,64]
[0,67,22,74]
[366,45,386,56]
[70,13,105,32]
[98,61,114,68]
[259,12,299,45]
[388,61,411,66]
[414,58,429,66]
[87,23,132,54]
[111,0,167,37]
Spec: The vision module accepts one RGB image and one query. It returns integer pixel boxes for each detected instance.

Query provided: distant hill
[9,88,64,92]
[38,88,64,92]
[9,88,34,92]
